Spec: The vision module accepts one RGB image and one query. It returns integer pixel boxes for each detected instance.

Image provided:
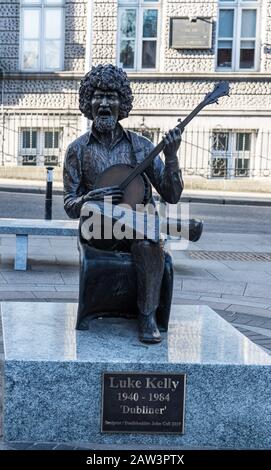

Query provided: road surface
[0,191,270,234]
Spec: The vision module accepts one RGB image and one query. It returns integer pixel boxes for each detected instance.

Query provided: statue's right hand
[84,185,124,204]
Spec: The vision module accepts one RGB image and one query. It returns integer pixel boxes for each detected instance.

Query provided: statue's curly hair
[79,64,134,121]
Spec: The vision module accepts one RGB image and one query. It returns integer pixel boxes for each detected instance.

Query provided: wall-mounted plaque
[170,17,212,49]
[102,372,186,433]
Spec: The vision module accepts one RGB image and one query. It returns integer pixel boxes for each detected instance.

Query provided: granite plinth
[2,302,271,448]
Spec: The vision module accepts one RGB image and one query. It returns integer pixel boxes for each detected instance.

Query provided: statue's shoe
[138,312,162,344]
[189,219,203,242]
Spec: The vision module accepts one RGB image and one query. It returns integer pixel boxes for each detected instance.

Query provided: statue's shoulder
[66,131,90,154]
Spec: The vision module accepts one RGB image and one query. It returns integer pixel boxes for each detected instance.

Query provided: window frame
[20,128,39,166]
[20,0,65,72]
[19,128,62,166]
[117,0,161,72]
[211,129,256,178]
[216,0,261,72]
[21,129,39,154]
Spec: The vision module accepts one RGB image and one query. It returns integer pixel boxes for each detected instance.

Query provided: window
[211,130,255,177]
[44,131,59,149]
[19,128,61,166]
[20,0,64,71]
[118,0,160,70]
[217,1,260,71]
[22,129,37,150]
[44,130,60,165]
[21,129,38,165]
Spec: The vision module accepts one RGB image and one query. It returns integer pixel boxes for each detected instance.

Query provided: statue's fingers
[104,187,116,193]
[174,127,182,137]
[111,196,123,203]
[110,190,123,196]
[103,186,118,195]
[105,195,119,202]
[104,189,121,196]
[173,129,182,141]
[111,190,124,196]
[167,130,175,142]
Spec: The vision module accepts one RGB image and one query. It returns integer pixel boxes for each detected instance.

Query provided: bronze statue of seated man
[63,64,183,344]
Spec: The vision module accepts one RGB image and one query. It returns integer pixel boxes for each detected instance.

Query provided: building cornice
[1,71,271,81]
[130,109,271,117]
[127,72,271,81]
[0,72,83,81]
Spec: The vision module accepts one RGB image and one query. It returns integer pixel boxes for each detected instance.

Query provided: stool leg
[15,235,28,271]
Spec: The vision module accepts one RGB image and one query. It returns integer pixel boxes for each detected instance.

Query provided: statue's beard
[93,115,117,133]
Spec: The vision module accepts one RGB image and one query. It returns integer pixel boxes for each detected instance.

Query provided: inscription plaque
[170,17,212,49]
[102,372,186,433]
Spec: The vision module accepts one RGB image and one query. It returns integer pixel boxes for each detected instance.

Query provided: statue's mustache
[94,115,117,132]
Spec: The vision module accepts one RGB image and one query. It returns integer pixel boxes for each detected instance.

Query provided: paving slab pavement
[1,230,271,449]
[0,231,271,317]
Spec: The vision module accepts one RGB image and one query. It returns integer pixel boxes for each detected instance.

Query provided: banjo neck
[119,100,208,191]
[119,81,230,191]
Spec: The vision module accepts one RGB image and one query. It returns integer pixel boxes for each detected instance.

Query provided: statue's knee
[132,239,164,251]
[133,240,152,249]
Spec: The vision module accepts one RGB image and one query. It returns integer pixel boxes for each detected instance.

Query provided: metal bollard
[45,166,54,220]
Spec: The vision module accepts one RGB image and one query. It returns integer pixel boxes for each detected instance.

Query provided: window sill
[216,68,260,74]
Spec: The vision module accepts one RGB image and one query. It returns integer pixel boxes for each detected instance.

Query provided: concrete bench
[0,217,202,271]
[0,219,78,270]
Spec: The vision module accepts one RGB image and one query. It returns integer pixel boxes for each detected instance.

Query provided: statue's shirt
[63,124,183,219]
[81,125,134,189]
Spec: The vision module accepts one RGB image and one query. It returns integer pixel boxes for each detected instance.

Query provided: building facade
[0,0,271,180]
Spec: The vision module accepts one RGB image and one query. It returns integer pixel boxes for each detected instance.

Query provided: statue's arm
[63,145,124,218]
[145,142,184,204]
[63,144,86,219]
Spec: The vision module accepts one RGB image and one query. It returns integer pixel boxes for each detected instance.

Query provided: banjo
[94,81,230,208]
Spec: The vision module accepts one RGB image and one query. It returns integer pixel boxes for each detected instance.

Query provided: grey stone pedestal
[1,302,271,448]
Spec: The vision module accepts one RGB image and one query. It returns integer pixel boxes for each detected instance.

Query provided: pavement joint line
[242,283,248,296]
[204,269,221,281]
[219,311,271,328]
[227,326,271,344]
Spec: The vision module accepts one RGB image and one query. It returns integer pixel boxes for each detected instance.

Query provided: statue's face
[91,89,120,132]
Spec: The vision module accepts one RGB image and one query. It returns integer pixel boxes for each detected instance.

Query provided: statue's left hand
[163,127,182,160]
[83,185,124,204]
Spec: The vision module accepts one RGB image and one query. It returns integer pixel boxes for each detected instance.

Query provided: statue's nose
[100,97,108,107]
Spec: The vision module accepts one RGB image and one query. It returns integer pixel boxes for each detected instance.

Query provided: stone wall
[1,78,80,109]
[2,75,271,114]
[90,0,271,116]
[263,0,271,72]
[161,0,217,73]
[1,1,271,119]
[0,0,20,72]
[90,0,271,74]
[65,0,88,72]
[1,1,270,76]
[92,0,118,64]
[129,77,271,114]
